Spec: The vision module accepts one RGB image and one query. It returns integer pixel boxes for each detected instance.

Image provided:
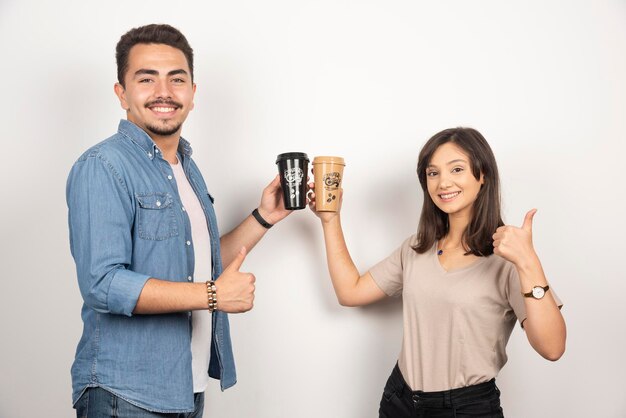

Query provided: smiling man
[67,24,290,417]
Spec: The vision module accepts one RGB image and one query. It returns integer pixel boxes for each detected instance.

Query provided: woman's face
[425,142,484,219]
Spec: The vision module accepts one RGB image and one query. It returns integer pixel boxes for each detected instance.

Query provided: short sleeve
[506,265,564,326]
[368,236,415,297]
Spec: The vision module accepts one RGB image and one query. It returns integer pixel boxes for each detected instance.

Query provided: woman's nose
[438,173,453,189]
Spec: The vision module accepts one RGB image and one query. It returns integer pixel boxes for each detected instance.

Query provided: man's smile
[145,100,182,117]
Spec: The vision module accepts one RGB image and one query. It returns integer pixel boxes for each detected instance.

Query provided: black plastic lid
[276,152,309,164]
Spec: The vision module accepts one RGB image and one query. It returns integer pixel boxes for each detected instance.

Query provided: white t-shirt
[171,160,213,393]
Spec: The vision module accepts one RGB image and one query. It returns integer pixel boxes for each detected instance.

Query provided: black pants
[379,364,504,418]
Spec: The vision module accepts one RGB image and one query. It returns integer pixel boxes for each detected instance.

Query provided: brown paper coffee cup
[313,156,345,212]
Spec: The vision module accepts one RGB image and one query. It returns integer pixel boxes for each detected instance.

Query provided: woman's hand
[307,182,343,221]
[307,167,343,223]
[492,209,539,268]
[494,209,567,361]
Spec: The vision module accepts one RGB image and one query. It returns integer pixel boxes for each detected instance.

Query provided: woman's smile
[438,191,461,202]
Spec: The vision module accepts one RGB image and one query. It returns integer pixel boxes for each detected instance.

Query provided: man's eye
[139,79,153,83]
[172,78,185,83]
[452,167,464,173]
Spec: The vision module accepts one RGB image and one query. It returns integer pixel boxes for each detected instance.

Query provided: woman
[308,127,566,417]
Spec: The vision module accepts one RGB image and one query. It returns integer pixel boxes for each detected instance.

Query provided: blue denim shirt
[67,120,236,413]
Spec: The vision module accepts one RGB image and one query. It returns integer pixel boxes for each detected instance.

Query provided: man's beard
[144,99,183,136]
[146,120,182,137]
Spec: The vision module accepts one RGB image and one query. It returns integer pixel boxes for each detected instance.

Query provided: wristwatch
[522,285,549,300]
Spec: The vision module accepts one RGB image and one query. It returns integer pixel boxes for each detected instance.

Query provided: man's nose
[154,79,172,99]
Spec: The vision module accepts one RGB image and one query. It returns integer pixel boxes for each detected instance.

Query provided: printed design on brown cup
[284,167,304,199]
[323,172,341,189]
[313,156,344,211]
[323,172,341,203]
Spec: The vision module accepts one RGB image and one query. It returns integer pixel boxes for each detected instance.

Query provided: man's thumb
[226,247,247,272]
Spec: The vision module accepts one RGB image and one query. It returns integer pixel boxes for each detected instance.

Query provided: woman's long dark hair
[413,127,503,256]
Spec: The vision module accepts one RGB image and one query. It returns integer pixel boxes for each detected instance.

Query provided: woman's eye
[427,171,438,177]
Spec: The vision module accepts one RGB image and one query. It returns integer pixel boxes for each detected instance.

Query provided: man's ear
[114,83,129,110]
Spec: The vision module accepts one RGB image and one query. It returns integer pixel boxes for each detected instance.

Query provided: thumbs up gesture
[215,247,256,313]
[492,209,538,267]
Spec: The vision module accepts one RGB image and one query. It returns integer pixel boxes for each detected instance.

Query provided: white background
[1,1,625,417]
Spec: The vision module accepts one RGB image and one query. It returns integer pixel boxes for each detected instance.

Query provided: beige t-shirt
[369,234,561,392]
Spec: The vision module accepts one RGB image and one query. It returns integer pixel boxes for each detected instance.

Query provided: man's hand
[257,175,292,225]
[215,247,256,313]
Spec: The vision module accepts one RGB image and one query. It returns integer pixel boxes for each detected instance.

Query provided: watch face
[532,286,545,299]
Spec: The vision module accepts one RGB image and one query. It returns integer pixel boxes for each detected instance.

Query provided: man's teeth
[440,192,460,199]
[153,107,175,113]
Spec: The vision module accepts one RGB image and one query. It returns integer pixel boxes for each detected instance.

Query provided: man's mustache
[145,99,183,108]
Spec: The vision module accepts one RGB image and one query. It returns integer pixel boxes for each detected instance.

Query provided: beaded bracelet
[206,280,217,313]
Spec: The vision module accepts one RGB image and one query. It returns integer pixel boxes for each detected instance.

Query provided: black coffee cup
[276,152,309,210]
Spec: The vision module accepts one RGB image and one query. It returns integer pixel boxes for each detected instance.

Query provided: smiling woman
[308,126,566,418]
[415,128,500,257]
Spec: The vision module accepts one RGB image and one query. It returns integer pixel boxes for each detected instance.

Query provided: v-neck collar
[432,241,487,275]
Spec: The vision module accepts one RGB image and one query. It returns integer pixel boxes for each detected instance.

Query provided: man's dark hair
[413,127,504,256]
[116,24,194,87]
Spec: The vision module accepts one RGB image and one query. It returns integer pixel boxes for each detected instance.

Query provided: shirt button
[188,312,192,317]
[182,207,186,212]
[167,175,173,180]
[187,276,193,281]
[156,200,161,207]
[148,152,152,158]
[186,240,191,246]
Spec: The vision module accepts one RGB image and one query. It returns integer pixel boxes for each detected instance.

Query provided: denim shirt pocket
[136,192,179,240]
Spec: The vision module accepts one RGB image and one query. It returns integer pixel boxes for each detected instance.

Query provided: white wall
[1,1,625,417]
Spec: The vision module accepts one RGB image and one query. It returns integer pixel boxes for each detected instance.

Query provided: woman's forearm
[320,216,361,305]
[517,257,567,361]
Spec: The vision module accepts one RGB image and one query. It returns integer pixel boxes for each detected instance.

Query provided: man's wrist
[252,208,273,229]
[206,280,217,312]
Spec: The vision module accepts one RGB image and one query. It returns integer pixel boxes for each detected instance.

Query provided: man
[67,24,289,417]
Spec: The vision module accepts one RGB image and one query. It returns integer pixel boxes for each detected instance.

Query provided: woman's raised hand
[307,169,343,223]
[492,209,539,268]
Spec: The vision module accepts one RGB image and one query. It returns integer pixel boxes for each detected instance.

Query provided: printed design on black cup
[323,172,341,190]
[284,167,304,198]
